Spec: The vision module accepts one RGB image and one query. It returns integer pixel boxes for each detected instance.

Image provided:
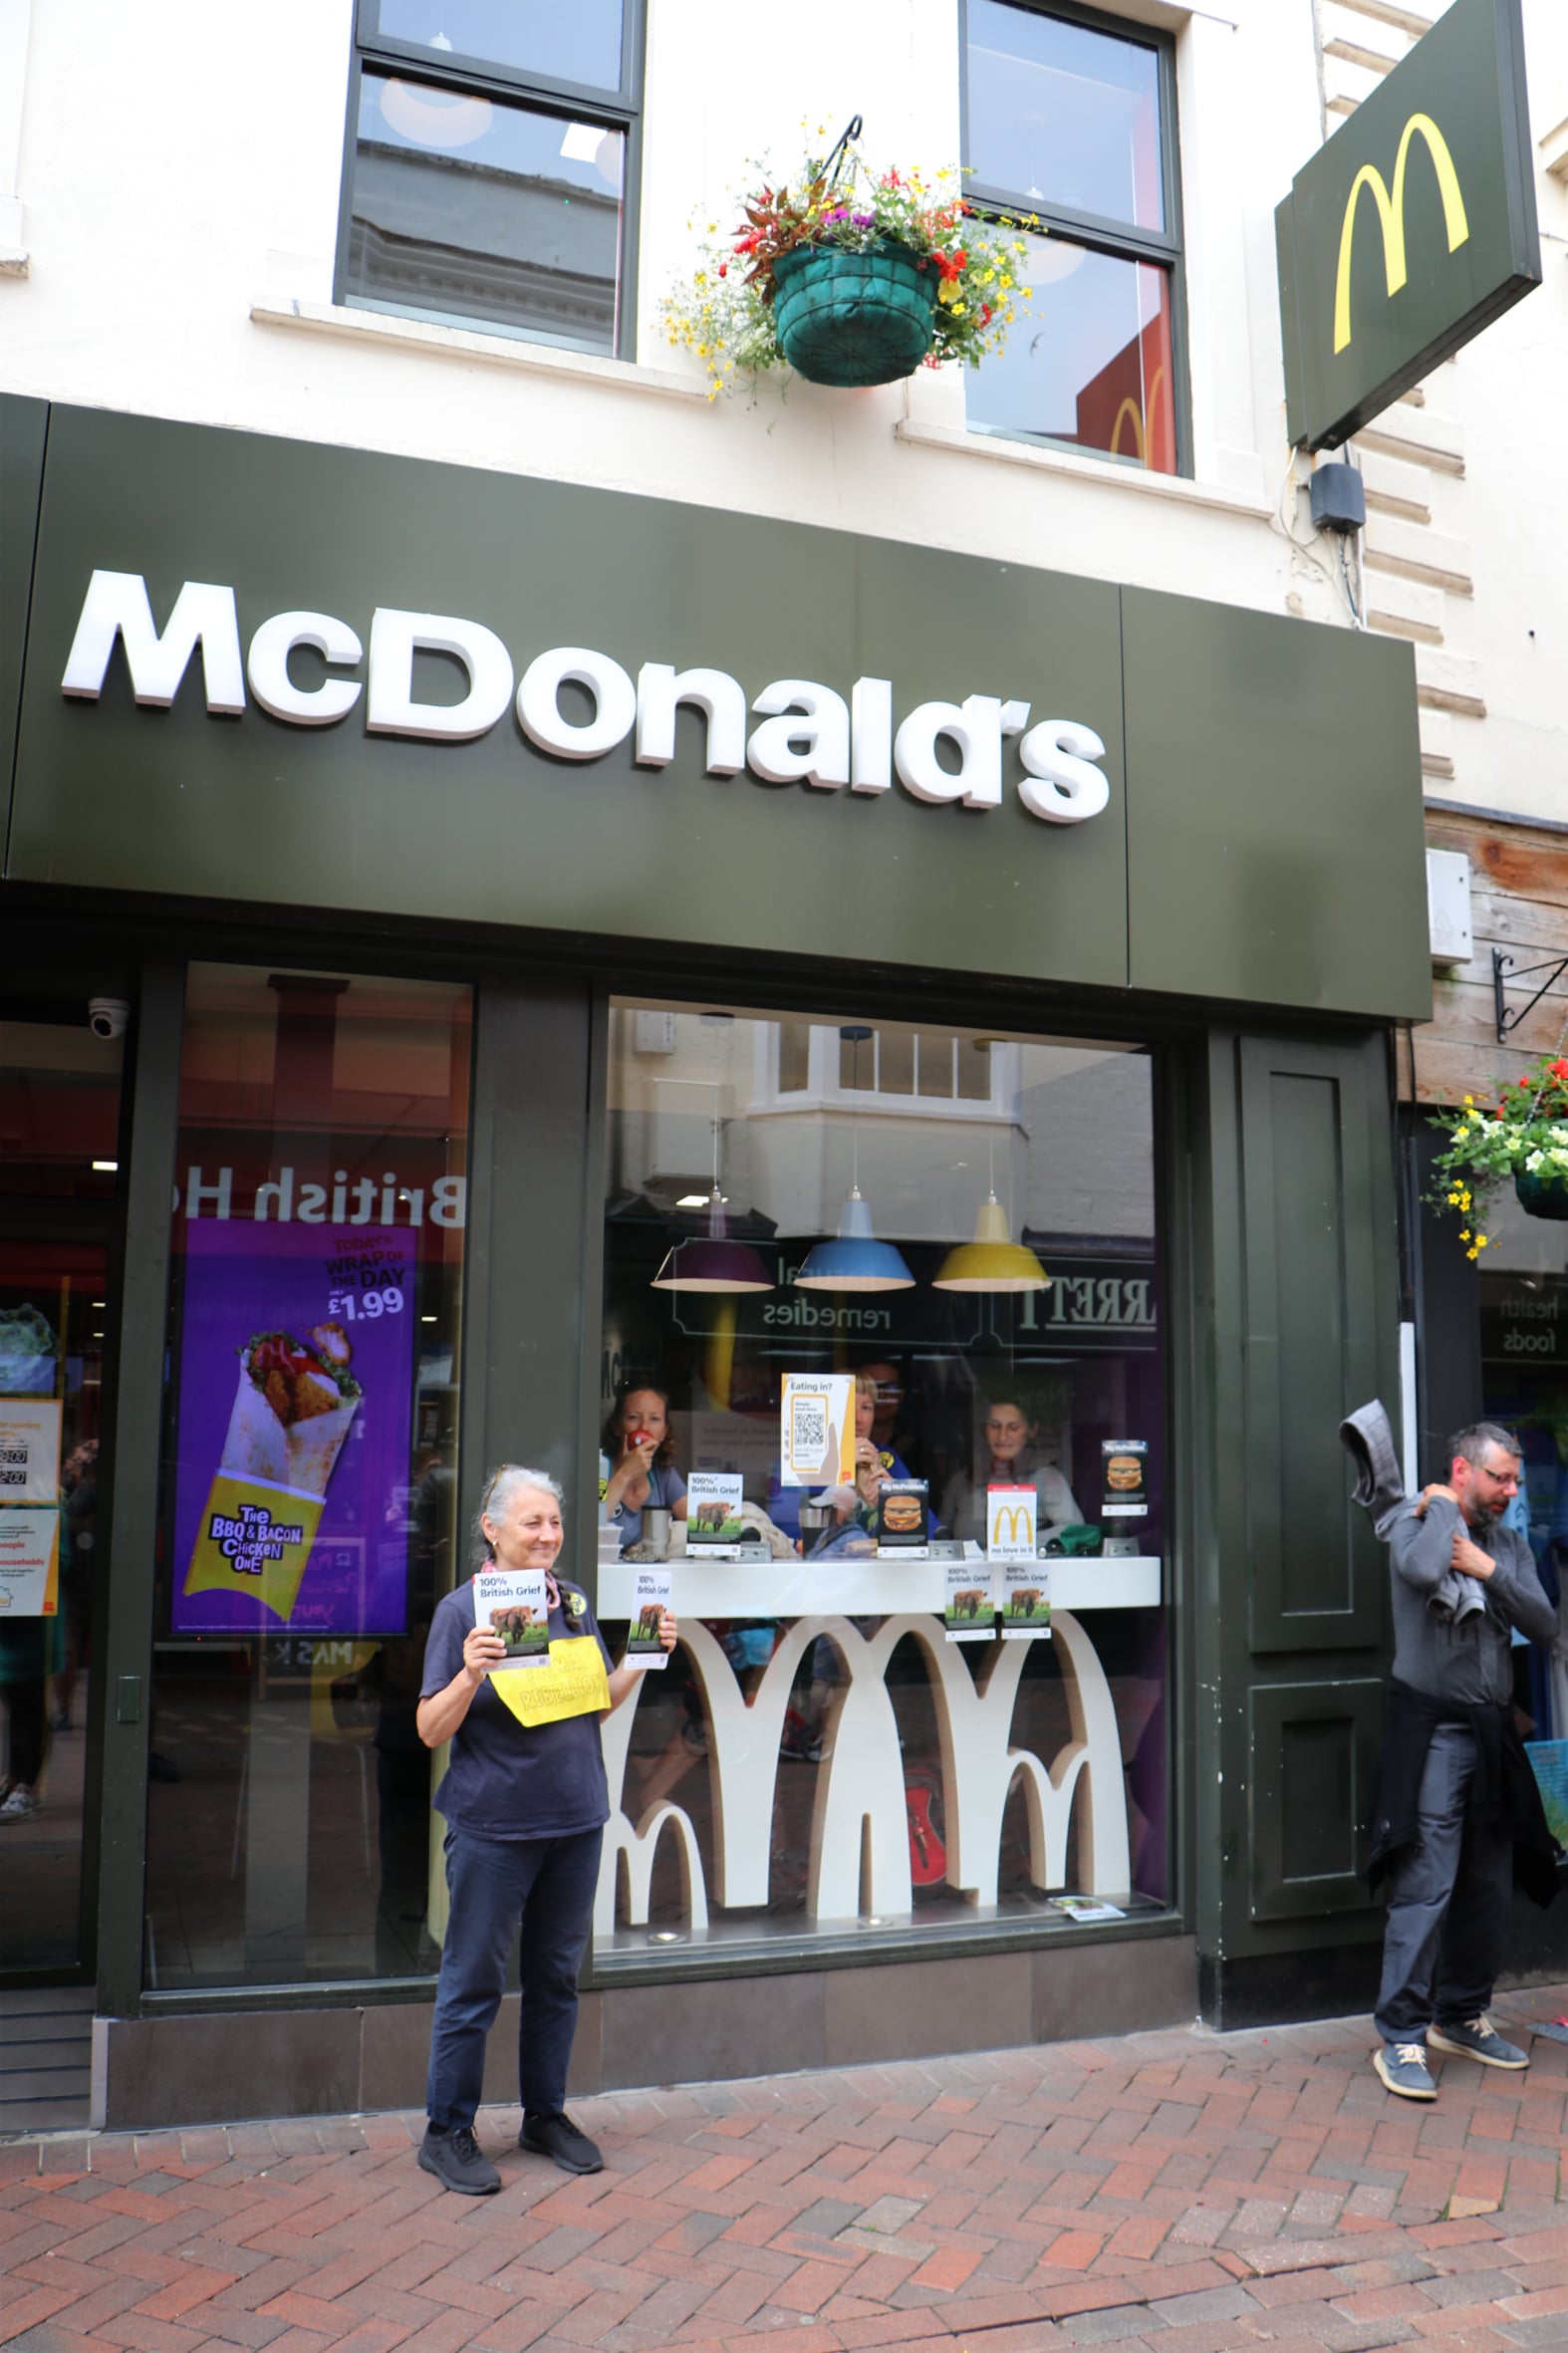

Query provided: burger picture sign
[1101,1439,1149,1518]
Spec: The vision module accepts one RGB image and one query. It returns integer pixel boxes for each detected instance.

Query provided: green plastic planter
[771,241,937,388]
[1514,1169,1568,1219]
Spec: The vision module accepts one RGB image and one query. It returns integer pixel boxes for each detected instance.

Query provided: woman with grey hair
[415,1462,675,2194]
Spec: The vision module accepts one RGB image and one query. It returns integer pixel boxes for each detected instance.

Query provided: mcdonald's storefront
[0,395,1435,2129]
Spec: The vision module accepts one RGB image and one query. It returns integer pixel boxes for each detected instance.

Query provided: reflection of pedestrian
[1369,1425,1558,2101]
[53,1440,98,1732]
[415,1464,675,2195]
[0,1609,63,1822]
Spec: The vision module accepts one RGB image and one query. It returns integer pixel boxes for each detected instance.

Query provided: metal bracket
[1493,946,1568,1044]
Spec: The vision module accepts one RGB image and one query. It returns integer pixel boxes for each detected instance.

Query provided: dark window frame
[959,0,1191,478]
[335,0,647,365]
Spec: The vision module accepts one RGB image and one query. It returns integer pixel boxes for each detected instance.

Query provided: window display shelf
[596,1551,1162,1617]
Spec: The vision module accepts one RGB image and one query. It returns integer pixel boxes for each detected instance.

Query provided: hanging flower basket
[660,118,1036,398]
[770,240,936,388]
[1515,1168,1568,1220]
[1430,1051,1568,1256]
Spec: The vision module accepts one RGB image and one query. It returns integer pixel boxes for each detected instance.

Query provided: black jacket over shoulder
[1367,1680,1562,1908]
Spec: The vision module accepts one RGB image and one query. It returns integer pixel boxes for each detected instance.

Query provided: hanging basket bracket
[1493,947,1568,1045]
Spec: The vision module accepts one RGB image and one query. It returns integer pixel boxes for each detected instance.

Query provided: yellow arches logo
[1333,112,1469,353]
[989,1502,1033,1548]
[1109,367,1168,465]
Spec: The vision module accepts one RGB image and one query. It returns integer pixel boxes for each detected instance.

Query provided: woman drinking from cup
[602,1382,686,1554]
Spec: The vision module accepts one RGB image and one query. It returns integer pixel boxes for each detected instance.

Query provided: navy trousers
[1373,1722,1513,2045]
[425,1824,603,2130]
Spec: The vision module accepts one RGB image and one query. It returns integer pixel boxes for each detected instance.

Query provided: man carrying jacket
[1370,1423,1559,2100]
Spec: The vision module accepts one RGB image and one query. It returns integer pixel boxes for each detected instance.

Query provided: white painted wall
[0,1,1356,630]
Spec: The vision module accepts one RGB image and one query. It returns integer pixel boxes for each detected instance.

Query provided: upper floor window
[339,1,642,360]
[963,1,1185,474]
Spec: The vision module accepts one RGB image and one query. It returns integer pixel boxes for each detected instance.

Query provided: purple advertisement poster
[172,1220,416,1635]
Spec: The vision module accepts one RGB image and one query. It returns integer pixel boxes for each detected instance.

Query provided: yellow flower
[1463,1095,1474,1106]
[1476,1234,1489,1248]
[1459,1229,1471,1242]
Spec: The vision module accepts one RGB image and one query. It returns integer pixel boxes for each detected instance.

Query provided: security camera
[88,998,131,1042]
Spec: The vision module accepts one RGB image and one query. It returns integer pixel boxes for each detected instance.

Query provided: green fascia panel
[1121,587,1433,1022]
[1276,0,1539,451]
[10,406,1128,993]
[0,393,49,871]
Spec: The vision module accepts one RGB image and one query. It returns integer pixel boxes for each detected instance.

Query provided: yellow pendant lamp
[932,1189,1051,1293]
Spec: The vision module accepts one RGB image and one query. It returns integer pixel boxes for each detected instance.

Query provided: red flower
[1552,1059,1568,1080]
[717,263,727,276]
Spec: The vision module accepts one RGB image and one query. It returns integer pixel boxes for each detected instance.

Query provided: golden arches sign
[989,1501,1034,1548]
[1333,112,1469,354]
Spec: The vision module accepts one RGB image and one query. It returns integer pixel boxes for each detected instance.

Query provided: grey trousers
[1374,1721,1513,2045]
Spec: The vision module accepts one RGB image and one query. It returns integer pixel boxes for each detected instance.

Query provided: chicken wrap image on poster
[182,1325,361,1622]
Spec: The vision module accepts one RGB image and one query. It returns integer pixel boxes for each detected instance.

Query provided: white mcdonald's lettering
[597,1610,1130,1930]
[60,574,1112,830]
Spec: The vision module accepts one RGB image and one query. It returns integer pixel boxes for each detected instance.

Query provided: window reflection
[145,967,471,1990]
[372,0,625,94]
[597,1003,1170,1965]
[971,236,1176,473]
[967,0,1165,232]
[346,71,624,353]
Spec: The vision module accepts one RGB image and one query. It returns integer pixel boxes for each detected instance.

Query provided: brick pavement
[4,1988,1568,2353]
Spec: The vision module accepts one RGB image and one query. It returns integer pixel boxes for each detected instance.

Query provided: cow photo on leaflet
[472,1566,549,1666]
[1001,1555,1052,1641]
[683,1471,745,1557]
[625,1566,673,1670]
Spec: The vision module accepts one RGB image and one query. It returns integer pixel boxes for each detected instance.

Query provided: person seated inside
[941,1396,1081,1546]
[602,1383,685,1554]
[767,1371,912,1551]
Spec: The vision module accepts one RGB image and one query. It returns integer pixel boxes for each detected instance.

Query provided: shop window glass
[1468,1186,1568,1760]
[964,2,1182,476]
[0,1020,122,1974]
[365,1,625,94]
[144,966,471,1991]
[341,8,638,358]
[777,1023,811,1094]
[597,998,1170,1970]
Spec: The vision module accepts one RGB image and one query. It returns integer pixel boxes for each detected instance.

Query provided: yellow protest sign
[488,1637,611,1727]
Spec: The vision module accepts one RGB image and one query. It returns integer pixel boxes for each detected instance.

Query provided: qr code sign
[792,1399,827,1460]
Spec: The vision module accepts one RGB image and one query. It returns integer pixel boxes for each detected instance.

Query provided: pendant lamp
[652,1189,774,1292]
[793,1025,915,1294]
[794,1185,915,1292]
[651,1081,773,1293]
[932,1189,1051,1293]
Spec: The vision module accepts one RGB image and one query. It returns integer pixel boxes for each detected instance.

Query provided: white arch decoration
[598,1609,1130,1932]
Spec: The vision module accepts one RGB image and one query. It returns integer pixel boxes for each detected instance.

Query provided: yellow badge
[488,1636,611,1727]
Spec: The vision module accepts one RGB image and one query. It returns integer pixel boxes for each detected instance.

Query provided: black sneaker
[417,2122,501,2194]
[519,2109,604,2174]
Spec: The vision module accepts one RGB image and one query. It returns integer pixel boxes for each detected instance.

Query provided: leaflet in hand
[625,1565,672,1669]
[473,1566,550,1667]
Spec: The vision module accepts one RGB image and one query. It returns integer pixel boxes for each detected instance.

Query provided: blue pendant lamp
[794,1027,915,1294]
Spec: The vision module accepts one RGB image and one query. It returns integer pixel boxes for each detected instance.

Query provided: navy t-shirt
[420,1575,615,1840]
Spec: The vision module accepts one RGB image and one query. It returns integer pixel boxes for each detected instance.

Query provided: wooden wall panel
[1412,812,1568,1105]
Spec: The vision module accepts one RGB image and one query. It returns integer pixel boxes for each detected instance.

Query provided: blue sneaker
[1374,2041,1437,2100]
[1429,2015,1528,2070]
